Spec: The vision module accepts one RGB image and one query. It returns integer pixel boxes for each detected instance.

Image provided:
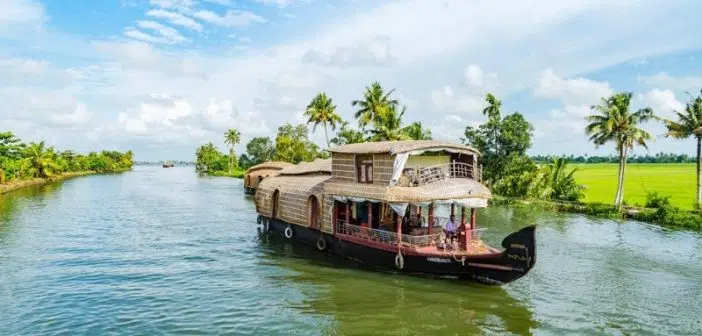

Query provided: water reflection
[258,233,538,336]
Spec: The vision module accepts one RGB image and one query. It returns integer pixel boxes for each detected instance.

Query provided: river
[0,166,700,335]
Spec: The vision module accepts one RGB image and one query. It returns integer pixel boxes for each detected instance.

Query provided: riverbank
[0,171,97,195]
[490,196,702,230]
[209,170,245,178]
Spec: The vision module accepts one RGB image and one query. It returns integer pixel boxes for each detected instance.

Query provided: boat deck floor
[412,240,501,256]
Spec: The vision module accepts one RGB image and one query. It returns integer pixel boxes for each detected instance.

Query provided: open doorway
[272,189,280,218]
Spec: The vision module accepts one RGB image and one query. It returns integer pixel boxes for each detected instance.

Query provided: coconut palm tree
[330,122,366,146]
[304,93,343,148]
[662,89,702,208]
[402,121,433,140]
[22,141,61,179]
[224,128,241,173]
[585,92,655,208]
[367,105,412,141]
[352,82,399,130]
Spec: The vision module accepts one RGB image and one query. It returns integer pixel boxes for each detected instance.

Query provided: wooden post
[367,201,372,229]
[459,206,468,251]
[470,208,476,230]
[428,203,434,234]
[396,212,402,248]
[345,201,350,231]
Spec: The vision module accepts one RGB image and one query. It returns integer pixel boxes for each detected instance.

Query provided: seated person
[444,215,459,244]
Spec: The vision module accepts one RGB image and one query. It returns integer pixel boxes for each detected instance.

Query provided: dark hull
[258,216,536,285]
[244,187,256,195]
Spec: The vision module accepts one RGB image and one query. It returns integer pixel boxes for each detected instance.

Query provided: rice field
[572,163,697,210]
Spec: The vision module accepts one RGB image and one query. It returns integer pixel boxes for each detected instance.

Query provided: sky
[2,0,702,161]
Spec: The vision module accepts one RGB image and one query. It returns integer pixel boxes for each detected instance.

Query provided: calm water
[1,166,701,336]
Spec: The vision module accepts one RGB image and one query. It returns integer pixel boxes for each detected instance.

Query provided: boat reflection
[257,232,538,335]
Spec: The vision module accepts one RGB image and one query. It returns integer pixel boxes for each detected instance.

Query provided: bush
[645,191,671,208]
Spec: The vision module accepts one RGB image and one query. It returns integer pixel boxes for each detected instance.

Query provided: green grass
[573,163,697,210]
[210,169,246,178]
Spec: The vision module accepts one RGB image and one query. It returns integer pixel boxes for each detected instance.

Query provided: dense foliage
[0,132,133,184]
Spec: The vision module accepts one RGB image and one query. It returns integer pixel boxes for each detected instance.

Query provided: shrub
[645,191,671,208]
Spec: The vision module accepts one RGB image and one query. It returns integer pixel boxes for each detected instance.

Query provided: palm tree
[224,128,241,173]
[662,89,702,208]
[304,93,343,148]
[352,82,399,130]
[22,141,61,179]
[368,105,412,141]
[585,92,655,208]
[402,121,432,140]
[534,157,586,201]
[330,122,366,146]
[482,93,502,119]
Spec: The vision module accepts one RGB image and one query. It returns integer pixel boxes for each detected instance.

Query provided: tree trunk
[323,121,330,148]
[614,146,625,207]
[697,136,702,209]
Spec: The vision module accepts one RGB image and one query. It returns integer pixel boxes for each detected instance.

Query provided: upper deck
[327,140,484,190]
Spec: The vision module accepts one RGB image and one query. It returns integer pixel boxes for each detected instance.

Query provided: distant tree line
[0,131,134,183]
[531,153,697,164]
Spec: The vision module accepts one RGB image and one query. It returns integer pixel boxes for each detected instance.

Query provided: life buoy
[257,215,262,224]
[316,236,327,250]
[284,225,293,239]
[394,253,404,270]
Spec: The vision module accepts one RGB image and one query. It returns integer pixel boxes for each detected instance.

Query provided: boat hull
[258,216,536,285]
[244,187,256,195]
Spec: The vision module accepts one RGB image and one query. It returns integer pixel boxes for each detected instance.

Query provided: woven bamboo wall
[331,153,356,182]
[373,154,393,185]
[255,175,332,231]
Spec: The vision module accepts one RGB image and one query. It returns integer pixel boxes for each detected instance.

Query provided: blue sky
[2,0,702,161]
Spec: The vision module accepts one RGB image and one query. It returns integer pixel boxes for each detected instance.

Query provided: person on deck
[444,215,459,246]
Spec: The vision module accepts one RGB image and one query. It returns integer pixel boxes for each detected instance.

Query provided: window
[356,155,373,183]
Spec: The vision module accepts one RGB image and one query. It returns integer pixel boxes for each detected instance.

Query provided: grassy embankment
[494,163,701,229]
[209,169,246,178]
[0,171,96,195]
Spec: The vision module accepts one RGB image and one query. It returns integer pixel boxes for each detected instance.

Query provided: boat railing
[399,162,481,186]
[336,221,454,248]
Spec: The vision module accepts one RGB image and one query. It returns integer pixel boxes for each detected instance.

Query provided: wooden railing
[398,162,481,187]
[336,221,443,248]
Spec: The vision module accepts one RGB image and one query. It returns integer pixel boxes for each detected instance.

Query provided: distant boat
[163,161,175,168]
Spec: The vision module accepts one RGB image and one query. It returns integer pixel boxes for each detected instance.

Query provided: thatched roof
[323,177,491,203]
[279,158,332,176]
[246,161,294,174]
[327,140,481,156]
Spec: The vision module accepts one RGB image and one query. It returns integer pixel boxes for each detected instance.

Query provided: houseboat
[254,140,536,285]
[244,161,294,195]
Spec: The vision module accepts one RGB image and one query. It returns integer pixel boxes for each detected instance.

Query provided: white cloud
[0,0,45,34]
[135,20,188,44]
[638,89,685,119]
[146,9,204,31]
[534,68,613,106]
[193,9,266,28]
[637,72,702,93]
[203,0,233,5]
[254,0,298,8]
[50,103,91,126]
